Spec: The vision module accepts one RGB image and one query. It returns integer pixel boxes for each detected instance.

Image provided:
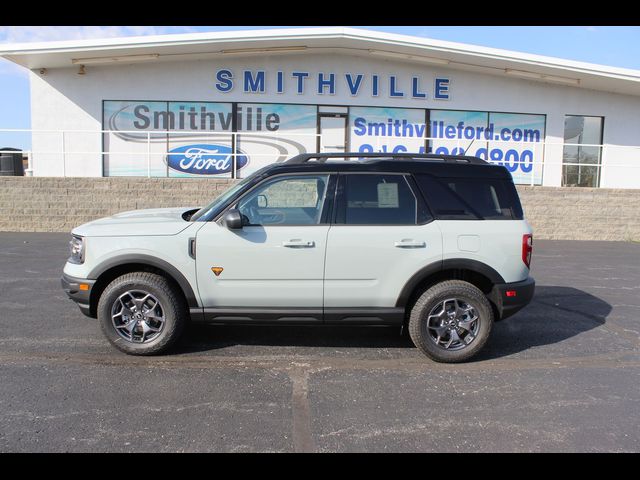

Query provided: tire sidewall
[410,281,493,363]
[97,274,184,355]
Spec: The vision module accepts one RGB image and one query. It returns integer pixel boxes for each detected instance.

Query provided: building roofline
[1,27,638,78]
[2,27,640,94]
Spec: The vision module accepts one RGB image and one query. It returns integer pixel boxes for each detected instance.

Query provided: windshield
[189,165,272,222]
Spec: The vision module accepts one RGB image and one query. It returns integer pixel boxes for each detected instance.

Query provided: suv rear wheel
[97,272,188,355]
[408,280,493,363]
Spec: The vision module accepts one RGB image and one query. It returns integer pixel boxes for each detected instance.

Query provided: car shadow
[175,286,611,360]
[474,285,611,361]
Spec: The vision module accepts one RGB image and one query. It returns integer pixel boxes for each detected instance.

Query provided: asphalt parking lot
[1,232,639,452]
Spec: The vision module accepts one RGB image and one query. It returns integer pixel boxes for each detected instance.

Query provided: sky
[1,25,640,149]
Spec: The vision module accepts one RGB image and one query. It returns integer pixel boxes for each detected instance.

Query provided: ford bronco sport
[61,153,535,362]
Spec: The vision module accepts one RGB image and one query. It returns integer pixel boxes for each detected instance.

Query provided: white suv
[61,153,535,363]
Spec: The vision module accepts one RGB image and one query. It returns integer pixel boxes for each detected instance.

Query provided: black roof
[263,153,511,179]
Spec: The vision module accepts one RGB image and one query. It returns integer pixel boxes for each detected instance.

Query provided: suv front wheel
[97,272,188,355]
[408,280,493,363]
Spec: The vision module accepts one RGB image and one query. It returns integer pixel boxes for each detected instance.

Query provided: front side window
[237,175,330,226]
[339,174,419,225]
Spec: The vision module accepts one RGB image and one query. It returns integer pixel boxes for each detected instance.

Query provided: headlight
[69,235,85,264]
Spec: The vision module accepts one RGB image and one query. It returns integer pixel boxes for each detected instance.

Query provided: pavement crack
[288,367,315,453]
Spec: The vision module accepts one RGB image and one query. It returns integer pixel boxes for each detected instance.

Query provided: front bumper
[61,273,96,318]
[488,276,535,321]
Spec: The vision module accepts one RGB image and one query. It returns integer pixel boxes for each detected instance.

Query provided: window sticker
[377,182,399,208]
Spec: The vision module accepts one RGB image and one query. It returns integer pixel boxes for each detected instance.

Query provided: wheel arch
[87,255,198,318]
[396,259,505,321]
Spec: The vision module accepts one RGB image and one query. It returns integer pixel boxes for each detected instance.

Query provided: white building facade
[3,27,640,188]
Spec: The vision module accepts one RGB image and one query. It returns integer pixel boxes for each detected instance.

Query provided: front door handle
[283,240,316,248]
[394,240,426,248]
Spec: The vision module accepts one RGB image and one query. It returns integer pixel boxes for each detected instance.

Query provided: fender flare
[395,258,505,308]
[88,254,199,308]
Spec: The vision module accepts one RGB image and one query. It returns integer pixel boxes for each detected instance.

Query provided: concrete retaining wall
[1,177,639,241]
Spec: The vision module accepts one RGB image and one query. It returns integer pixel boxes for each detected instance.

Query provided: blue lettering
[434,77,450,100]
[389,76,404,97]
[520,150,534,173]
[215,69,233,92]
[393,145,408,153]
[345,73,364,96]
[372,75,379,96]
[243,71,265,93]
[318,73,335,95]
[277,71,284,94]
[475,147,488,160]
[445,126,456,139]
[353,117,367,136]
[411,77,427,99]
[291,72,309,94]
[504,149,519,172]
[490,148,504,165]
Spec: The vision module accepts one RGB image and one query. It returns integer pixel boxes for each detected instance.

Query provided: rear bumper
[489,276,535,321]
[61,273,96,318]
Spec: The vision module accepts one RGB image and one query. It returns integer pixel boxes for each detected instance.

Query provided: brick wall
[515,186,640,241]
[1,177,639,241]
[0,177,235,233]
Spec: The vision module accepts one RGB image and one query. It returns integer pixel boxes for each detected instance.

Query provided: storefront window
[103,101,233,177]
[429,110,545,185]
[235,103,317,178]
[348,106,427,154]
[562,115,604,187]
[102,101,316,178]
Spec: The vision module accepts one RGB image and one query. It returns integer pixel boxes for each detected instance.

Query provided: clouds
[0,26,201,78]
[0,26,196,44]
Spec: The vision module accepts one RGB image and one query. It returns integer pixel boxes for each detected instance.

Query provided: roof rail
[285,152,488,165]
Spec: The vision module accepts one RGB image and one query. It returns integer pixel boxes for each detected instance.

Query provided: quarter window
[415,174,522,220]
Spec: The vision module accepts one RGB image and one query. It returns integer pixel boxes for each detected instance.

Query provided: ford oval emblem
[166,144,248,175]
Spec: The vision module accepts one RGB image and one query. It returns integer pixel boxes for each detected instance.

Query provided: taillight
[522,234,533,268]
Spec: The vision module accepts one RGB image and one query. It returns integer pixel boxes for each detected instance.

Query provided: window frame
[562,114,605,188]
[333,172,433,226]
[215,172,337,227]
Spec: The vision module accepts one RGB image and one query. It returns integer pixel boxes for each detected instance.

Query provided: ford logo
[166,144,248,175]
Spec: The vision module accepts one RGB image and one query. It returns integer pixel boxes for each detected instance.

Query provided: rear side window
[415,174,523,220]
[338,174,420,225]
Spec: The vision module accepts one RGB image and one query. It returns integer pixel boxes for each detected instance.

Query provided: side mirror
[222,208,243,229]
[257,194,268,208]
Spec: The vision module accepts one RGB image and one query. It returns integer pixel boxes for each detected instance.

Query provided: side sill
[199,308,323,324]
[324,307,404,325]
[189,307,405,325]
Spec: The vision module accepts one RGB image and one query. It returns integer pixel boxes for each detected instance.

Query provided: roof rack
[285,152,488,165]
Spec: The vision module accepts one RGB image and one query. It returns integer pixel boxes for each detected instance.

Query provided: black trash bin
[0,148,25,176]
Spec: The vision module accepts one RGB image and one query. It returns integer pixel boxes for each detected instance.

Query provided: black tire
[408,280,493,363]
[97,272,188,355]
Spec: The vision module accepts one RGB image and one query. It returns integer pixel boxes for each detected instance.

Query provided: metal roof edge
[1,27,640,83]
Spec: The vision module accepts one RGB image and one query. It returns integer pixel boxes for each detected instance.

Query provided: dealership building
[2,27,640,188]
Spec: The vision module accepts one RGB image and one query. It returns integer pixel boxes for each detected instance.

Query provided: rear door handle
[394,240,426,248]
[283,240,316,248]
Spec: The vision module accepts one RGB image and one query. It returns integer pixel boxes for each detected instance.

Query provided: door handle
[394,240,426,248]
[282,240,316,248]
